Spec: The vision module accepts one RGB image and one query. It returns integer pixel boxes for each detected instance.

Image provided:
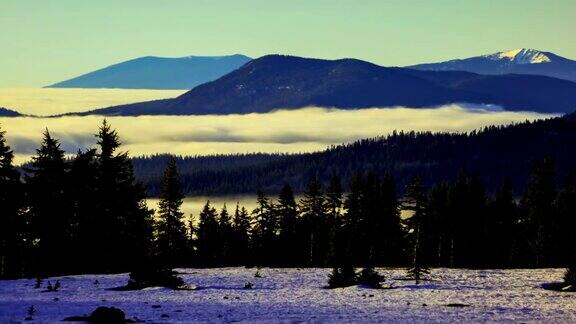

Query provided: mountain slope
[133,114,576,196]
[0,107,21,117]
[47,54,251,90]
[410,48,576,83]
[80,55,576,116]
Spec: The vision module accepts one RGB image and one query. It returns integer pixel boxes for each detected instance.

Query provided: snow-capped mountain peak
[485,48,551,64]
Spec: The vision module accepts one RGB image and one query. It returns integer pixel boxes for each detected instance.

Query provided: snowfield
[0,268,574,323]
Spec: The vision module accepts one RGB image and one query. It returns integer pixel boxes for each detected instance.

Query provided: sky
[1,0,575,87]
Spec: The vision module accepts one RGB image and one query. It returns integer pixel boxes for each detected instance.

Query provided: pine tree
[299,177,329,266]
[521,158,556,267]
[196,201,220,266]
[403,177,430,284]
[377,174,404,265]
[218,204,233,264]
[155,159,189,267]
[231,204,251,266]
[488,180,519,267]
[69,148,100,273]
[325,175,343,223]
[276,184,300,265]
[92,120,154,273]
[25,129,72,276]
[251,191,277,266]
[343,172,363,265]
[553,172,576,266]
[425,181,450,267]
[0,127,25,278]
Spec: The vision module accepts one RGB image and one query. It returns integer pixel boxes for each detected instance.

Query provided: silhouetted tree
[196,201,220,266]
[299,177,328,266]
[92,120,154,273]
[251,191,277,266]
[276,184,300,265]
[218,204,233,264]
[487,179,519,267]
[403,177,430,284]
[521,158,556,267]
[426,181,450,267]
[554,172,576,266]
[155,159,189,267]
[25,129,72,276]
[342,173,363,265]
[230,204,251,266]
[0,127,26,278]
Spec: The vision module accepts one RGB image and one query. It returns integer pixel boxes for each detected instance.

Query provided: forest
[133,113,576,196]
[1,120,576,284]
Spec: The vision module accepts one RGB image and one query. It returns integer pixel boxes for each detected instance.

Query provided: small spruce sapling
[357,267,385,288]
[25,306,35,321]
[34,278,42,289]
[328,266,357,288]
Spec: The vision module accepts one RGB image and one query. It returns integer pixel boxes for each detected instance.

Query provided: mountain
[133,114,576,196]
[0,107,21,117]
[409,48,576,83]
[78,55,576,116]
[47,54,252,90]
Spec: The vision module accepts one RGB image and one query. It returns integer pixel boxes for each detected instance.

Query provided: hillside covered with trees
[134,114,576,197]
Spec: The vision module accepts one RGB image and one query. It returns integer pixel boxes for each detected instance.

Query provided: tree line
[1,121,575,280]
[131,116,576,196]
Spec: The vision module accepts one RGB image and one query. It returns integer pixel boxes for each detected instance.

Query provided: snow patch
[485,48,552,64]
[0,268,574,323]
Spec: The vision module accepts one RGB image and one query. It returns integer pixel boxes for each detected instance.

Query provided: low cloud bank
[0,105,558,165]
[0,88,186,116]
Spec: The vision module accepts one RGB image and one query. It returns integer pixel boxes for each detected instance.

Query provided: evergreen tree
[92,120,154,273]
[196,201,220,265]
[25,129,72,276]
[251,191,277,266]
[342,172,363,265]
[276,184,300,265]
[155,159,189,267]
[403,177,430,284]
[299,177,329,266]
[377,174,404,265]
[326,175,343,223]
[358,171,380,265]
[0,127,25,278]
[554,172,576,266]
[218,204,233,264]
[69,149,100,273]
[426,181,451,267]
[487,180,519,267]
[325,175,344,266]
[230,204,252,266]
[521,158,556,267]
[447,171,488,268]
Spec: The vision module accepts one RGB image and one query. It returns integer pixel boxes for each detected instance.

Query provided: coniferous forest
[2,119,576,280]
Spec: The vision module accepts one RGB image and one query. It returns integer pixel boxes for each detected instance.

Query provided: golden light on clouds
[0,88,186,116]
[0,106,557,165]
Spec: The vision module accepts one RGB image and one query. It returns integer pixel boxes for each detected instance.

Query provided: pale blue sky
[1,0,575,87]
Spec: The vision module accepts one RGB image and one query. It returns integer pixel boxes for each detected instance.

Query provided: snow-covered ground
[0,268,574,323]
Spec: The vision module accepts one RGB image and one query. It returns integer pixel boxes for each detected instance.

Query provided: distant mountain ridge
[77,55,576,116]
[0,107,21,117]
[409,48,576,83]
[47,54,252,90]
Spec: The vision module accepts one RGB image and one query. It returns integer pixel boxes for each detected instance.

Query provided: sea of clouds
[0,105,558,165]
